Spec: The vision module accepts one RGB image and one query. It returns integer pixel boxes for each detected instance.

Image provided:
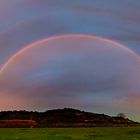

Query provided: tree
[117,113,126,118]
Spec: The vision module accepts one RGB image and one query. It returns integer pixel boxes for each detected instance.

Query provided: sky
[0,0,140,121]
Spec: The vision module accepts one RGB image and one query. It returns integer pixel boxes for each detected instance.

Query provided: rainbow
[0,34,140,75]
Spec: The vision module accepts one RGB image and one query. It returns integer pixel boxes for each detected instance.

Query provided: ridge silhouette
[0,108,139,128]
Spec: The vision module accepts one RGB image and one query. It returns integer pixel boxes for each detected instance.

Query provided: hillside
[0,108,139,128]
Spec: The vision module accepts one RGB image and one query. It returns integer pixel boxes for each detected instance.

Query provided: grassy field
[0,127,140,140]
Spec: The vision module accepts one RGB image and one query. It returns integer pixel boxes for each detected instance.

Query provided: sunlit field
[0,127,140,140]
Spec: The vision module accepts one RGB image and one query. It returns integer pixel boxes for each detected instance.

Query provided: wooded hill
[0,108,139,128]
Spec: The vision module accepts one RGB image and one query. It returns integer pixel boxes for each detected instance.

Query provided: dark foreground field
[0,127,140,140]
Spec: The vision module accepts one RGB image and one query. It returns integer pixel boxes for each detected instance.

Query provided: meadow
[0,127,140,140]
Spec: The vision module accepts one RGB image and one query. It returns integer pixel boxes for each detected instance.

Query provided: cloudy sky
[0,0,140,121]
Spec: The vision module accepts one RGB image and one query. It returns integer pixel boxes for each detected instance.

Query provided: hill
[0,108,139,128]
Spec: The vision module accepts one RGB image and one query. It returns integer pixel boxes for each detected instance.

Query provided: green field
[0,127,140,140]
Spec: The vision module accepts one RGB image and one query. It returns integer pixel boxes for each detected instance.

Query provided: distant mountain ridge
[0,108,139,128]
